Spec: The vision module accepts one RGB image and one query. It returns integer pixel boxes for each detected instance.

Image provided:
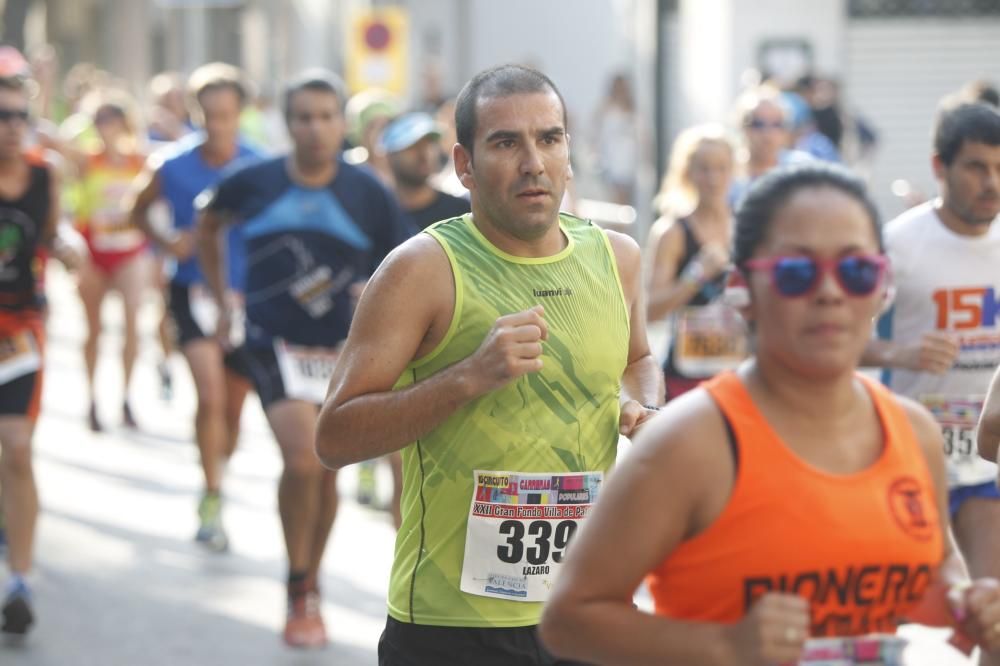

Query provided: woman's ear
[454,144,475,191]
[722,269,750,309]
[878,282,896,318]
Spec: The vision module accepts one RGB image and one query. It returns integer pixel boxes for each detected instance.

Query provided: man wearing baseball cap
[381,111,469,230]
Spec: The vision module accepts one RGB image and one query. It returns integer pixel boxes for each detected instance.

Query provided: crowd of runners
[0,41,999,666]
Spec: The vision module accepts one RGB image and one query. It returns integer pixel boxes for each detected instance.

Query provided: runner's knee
[283,444,323,478]
[0,439,33,477]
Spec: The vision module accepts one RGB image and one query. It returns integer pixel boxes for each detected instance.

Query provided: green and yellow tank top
[387,213,630,627]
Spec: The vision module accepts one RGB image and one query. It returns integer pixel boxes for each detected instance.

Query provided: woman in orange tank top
[541,163,1000,664]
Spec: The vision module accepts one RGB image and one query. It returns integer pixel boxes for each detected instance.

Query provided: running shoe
[122,402,137,429]
[88,404,102,433]
[1,578,34,636]
[158,361,173,401]
[195,493,228,552]
[283,591,327,648]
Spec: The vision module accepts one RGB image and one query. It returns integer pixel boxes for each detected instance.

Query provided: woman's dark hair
[733,162,883,269]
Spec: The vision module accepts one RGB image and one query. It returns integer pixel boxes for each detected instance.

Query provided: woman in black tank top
[646,125,744,400]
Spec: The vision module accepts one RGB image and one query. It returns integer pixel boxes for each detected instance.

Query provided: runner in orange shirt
[541,163,1000,664]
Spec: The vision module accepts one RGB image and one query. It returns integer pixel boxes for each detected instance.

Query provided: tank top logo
[0,209,32,281]
[532,287,574,298]
[887,477,935,542]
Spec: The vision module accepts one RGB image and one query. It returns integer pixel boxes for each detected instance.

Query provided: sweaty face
[746,186,884,380]
[457,90,570,242]
[287,89,345,163]
[938,141,1000,226]
[389,135,441,187]
[199,87,243,147]
[687,140,734,205]
[0,88,28,159]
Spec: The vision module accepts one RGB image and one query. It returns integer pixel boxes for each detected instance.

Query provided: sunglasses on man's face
[743,254,889,298]
[0,108,29,124]
[746,118,786,131]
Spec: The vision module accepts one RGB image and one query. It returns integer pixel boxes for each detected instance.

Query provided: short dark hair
[454,64,566,157]
[933,102,1000,166]
[187,62,249,108]
[734,162,883,269]
[283,68,348,121]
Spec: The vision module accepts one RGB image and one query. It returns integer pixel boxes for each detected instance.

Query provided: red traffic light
[364,21,391,50]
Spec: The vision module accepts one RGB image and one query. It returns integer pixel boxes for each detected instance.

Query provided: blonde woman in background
[647,124,746,400]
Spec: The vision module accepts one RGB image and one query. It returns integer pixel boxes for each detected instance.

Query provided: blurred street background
[0,0,998,664]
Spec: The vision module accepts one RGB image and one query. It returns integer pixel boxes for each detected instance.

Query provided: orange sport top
[647,371,944,637]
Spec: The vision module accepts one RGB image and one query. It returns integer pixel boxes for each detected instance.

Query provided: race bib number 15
[459,470,602,603]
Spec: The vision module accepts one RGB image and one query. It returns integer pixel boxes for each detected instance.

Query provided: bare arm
[646,219,704,322]
[195,207,230,335]
[126,159,194,258]
[540,392,808,665]
[43,164,85,271]
[895,396,995,655]
[606,229,663,417]
[40,163,60,249]
[861,333,959,373]
[34,124,90,175]
[316,234,548,469]
[898,396,969,611]
[978,366,1000,463]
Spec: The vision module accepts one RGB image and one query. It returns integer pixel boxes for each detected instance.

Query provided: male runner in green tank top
[316,65,662,665]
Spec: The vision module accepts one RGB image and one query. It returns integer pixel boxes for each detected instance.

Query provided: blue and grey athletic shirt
[200,156,415,348]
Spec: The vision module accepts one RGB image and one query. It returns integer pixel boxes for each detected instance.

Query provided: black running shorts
[378,616,592,666]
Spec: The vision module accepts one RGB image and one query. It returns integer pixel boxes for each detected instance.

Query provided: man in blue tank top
[128,63,261,553]
[197,69,413,648]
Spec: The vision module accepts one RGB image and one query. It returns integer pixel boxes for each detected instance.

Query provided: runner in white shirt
[864,104,1000,663]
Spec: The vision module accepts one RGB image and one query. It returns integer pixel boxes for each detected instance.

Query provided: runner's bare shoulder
[363,232,455,356]
[626,387,736,532]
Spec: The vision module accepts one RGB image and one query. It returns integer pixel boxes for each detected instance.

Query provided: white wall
[845,18,1000,220]
[675,0,734,130]
[730,0,846,82]
[463,0,638,148]
[671,0,847,128]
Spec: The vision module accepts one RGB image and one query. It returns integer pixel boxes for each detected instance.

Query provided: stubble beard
[477,194,559,242]
[950,197,999,227]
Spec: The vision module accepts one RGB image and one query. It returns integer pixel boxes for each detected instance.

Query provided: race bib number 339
[459,470,602,603]
[919,394,990,487]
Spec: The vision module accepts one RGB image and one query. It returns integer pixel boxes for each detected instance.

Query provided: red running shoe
[283,591,327,648]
